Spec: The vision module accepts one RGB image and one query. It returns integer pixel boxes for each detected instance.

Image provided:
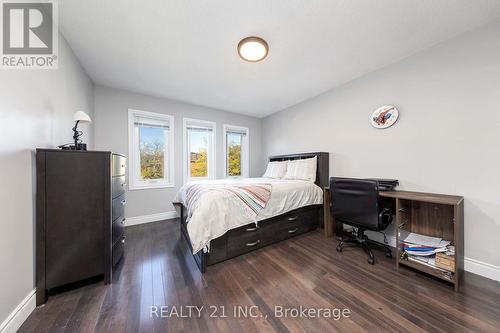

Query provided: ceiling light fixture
[237,36,269,62]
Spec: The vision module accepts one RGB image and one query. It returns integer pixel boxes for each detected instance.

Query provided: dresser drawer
[227,224,261,257]
[112,175,126,199]
[112,195,126,222]
[112,155,126,177]
[112,236,125,266]
[112,216,126,246]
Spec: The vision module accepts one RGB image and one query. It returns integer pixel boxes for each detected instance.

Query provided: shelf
[399,257,455,284]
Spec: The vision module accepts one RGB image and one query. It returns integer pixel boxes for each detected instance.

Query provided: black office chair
[329,178,393,265]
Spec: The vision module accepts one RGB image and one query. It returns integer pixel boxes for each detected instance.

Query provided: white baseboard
[0,290,36,333]
[464,257,500,282]
[125,211,179,226]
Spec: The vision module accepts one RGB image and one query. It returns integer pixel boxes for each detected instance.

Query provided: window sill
[225,175,248,179]
[128,184,175,191]
[184,177,215,182]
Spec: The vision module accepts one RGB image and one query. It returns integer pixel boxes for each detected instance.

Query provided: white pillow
[263,161,288,179]
[284,156,317,182]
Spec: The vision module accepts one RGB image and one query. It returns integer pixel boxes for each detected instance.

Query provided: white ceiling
[60,0,500,117]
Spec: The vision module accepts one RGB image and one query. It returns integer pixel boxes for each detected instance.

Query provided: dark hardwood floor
[20,219,500,333]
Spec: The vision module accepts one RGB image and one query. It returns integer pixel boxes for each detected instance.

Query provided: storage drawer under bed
[276,208,318,239]
[223,205,320,259]
[227,224,261,258]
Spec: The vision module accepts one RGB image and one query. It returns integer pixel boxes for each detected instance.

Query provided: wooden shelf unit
[380,191,464,291]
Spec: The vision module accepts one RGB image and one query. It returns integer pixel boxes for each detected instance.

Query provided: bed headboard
[269,152,329,189]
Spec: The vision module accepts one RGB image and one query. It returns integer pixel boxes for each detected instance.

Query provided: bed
[173,152,329,273]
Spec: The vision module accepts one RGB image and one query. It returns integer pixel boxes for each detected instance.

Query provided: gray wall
[262,21,500,268]
[0,36,94,324]
[94,86,264,218]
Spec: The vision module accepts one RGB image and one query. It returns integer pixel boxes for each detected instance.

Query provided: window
[183,118,216,181]
[128,109,174,190]
[223,124,249,178]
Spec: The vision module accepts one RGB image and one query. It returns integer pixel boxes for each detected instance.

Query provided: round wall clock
[370,105,399,129]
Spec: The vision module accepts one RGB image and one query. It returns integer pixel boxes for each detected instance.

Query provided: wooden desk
[324,188,464,290]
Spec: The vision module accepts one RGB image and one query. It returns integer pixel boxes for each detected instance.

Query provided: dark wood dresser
[36,149,127,305]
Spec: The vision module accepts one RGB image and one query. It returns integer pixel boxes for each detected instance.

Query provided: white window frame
[223,124,249,178]
[183,118,216,182]
[128,109,175,190]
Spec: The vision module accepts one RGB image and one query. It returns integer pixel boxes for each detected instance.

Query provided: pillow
[284,156,317,182]
[263,161,288,179]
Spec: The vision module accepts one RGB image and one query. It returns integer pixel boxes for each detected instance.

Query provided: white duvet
[173,177,323,254]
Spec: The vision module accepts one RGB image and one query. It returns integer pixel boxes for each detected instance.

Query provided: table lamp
[72,111,92,150]
[58,111,92,150]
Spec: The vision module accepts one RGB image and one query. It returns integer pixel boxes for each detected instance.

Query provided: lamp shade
[73,111,92,123]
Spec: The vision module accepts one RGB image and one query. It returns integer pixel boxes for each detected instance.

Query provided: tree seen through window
[139,127,165,180]
[227,133,242,176]
[189,130,209,177]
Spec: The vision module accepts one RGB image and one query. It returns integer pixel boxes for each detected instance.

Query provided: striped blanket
[185,183,272,221]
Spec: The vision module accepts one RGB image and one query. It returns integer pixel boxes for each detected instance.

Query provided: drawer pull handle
[246,240,260,247]
[246,227,259,232]
[121,218,126,225]
[121,164,126,168]
[121,237,126,244]
[288,217,297,221]
[288,228,298,234]
[121,200,126,205]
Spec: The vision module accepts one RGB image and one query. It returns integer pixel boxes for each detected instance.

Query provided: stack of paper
[400,231,450,248]
[399,231,452,257]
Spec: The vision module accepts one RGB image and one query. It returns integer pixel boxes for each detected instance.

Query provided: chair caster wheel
[368,257,375,265]
[336,245,342,252]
